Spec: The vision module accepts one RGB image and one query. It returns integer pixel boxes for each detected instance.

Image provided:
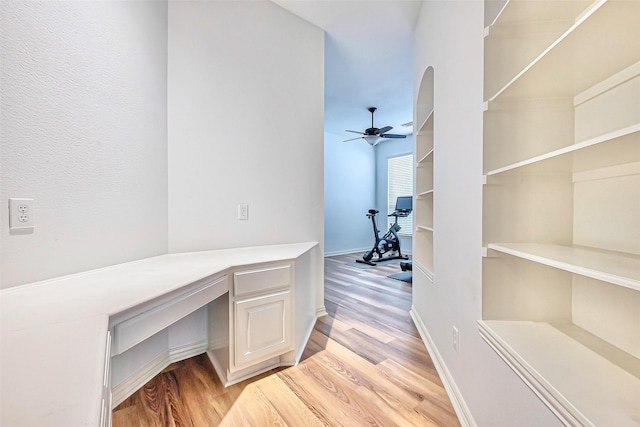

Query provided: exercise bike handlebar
[388,208,412,218]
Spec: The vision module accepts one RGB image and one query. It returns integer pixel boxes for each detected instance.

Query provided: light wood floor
[112,253,460,426]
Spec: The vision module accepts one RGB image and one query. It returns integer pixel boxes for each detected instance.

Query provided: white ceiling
[272,0,422,140]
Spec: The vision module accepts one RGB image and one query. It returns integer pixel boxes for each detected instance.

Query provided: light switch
[238,204,248,220]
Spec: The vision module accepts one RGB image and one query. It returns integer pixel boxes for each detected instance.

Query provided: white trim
[324,247,369,257]
[325,248,413,257]
[207,351,281,387]
[316,306,328,317]
[574,60,640,106]
[477,321,585,426]
[169,339,208,363]
[111,340,208,407]
[111,351,168,408]
[486,123,640,177]
[410,308,476,427]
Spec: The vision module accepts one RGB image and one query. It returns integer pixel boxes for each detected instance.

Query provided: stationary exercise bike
[356,196,412,266]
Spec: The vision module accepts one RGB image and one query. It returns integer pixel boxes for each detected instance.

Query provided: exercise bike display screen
[395,196,412,212]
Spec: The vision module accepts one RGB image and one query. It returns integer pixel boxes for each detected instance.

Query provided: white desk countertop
[0,241,318,426]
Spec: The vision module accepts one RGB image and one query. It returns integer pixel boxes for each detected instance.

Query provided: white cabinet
[208,262,295,386]
[481,1,640,425]
[234,290,292,368]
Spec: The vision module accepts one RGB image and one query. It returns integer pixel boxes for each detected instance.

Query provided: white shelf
[478,320,640,427]
[417,189,433,198]
[417,148,434,165]
[485,123,640,177]
[414,66,435,291]
[484,0,594,98]
[487,243,640,291]
[482,1,640,424]
[488,0,640,102]
[486,0,592,31]
[416,109,434,135]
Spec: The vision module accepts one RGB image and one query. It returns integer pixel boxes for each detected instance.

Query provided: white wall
[0,1,168,289]
[2,0,325,392]
[324,131,376,255]
[375,135,414,253]
[167,0,324,309]
[413,1,563,426]
[167,1,323,253]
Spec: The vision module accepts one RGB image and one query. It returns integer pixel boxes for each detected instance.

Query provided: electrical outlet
[453,326,460,354]
[238,204,248,220]
[9,198,35,231]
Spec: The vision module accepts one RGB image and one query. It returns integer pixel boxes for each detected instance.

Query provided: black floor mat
[388,271,412,283]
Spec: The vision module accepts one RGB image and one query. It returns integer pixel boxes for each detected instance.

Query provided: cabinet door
[234,290,293,368]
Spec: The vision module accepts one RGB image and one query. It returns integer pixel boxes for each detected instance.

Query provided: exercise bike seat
[368,209,379,214]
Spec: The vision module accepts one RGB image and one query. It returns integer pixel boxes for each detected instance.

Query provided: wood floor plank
[314,313,351,332]
[256,374,327,427]
[222,382,287,426]
[315,324,391,365]
[324,293,419,338]
[168,357,224,425]
[415,397,462,427]
[309,330,423,408]
[278,361,361,427]
[377,358,453,410]
[113,252,460,427]
[317,309,396,344]
[352,380,441,427]
[324,281,411,316]
[111,405,147,427]
[162,371,194,427]
[280,356,415,427]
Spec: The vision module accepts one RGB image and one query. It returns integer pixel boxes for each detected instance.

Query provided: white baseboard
[111,339,208,408]
[323,247,368,257]
[111,351,168,408]
[410,308,476,427]
[207,350,281,387]
[324,248,412,257]
[169,339,208,363]
[316,306,328,317]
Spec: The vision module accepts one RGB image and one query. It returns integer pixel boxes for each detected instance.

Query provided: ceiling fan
[344,107,407,146]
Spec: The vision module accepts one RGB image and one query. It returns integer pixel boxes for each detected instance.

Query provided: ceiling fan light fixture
[343,107,407,145]
[364,135,383,146]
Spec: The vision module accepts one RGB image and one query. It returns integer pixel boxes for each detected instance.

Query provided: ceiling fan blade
[380,134,407,139]
[346,130,365,135]
[377,126,393,134]
[343,136,364,142]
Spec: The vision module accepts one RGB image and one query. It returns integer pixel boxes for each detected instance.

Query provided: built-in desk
[0,242,319,427]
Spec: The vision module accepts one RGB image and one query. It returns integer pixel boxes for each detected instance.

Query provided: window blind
[387,154,414,236]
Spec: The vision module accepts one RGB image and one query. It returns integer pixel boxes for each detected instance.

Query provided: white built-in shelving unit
[414,66,435,281]
[481,0,640,425]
